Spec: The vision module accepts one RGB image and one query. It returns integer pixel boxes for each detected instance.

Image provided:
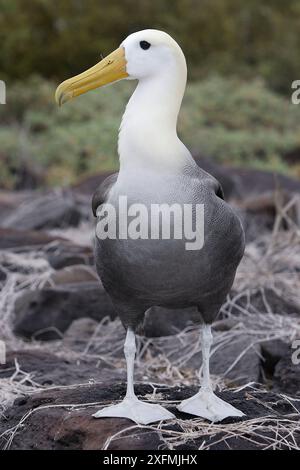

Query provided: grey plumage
[93,160,245,331]
[56,29,246,422]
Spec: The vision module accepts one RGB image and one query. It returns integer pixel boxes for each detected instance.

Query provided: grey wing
[212,178,225,200]
[194,165,225,200]
[92,172,118,217]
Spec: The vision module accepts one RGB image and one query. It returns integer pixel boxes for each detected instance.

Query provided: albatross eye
[140,40,151,50]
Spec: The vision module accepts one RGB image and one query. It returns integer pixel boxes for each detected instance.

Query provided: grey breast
[93,165,245,324]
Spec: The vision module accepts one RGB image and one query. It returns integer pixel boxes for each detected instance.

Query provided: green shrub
[0,75,299,189]
[1,0,300,93]
[180,76,300,173]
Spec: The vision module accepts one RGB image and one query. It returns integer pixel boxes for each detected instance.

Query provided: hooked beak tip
[55,86,73,106]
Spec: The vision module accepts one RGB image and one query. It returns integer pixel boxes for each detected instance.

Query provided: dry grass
[49,221,95,248]
[0,197,299,449]
[0,250,53,346]
[102,413,300,450]
[1,382,299,450]
[235,195,300,309]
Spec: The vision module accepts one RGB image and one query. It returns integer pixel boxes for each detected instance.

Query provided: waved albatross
[55,30,245,424]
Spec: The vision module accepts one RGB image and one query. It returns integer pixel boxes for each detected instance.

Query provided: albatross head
[121,30,186,82]
[55,30,190,170]
[55,29,186,106]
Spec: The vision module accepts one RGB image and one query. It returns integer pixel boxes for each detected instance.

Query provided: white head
[121,29,187,83]
[55,30,190,170]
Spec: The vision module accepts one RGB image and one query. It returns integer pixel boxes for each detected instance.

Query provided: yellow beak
[55,47,128,106]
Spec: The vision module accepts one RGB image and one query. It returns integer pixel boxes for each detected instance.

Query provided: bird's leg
[177,324,245,422]
[124,328,136,399]
[93,328,175,424]
[201,324,213,392]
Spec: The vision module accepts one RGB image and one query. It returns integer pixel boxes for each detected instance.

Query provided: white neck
[118,67,192,173]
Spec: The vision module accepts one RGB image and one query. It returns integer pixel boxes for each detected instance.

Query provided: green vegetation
[1,0,300,93]
[1,1,300,188]
[0,76,299,189]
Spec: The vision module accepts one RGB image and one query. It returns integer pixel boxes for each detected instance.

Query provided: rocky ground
[0,158,300,450]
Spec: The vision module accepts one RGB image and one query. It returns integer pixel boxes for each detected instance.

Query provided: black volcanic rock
[261,339,290,376]
[273,352,300,396]
[13,282,116,340]
[45,242,94,269]
[0,227,66,250]
[1,383,299,450]
[1,191,82,230]
[230,166,300,197]
[0,350,125,387]
[229,289,300,317]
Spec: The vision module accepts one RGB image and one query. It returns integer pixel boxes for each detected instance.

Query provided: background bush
[1,1,300,189]
[0,75,299,189]
[1,0,300,93]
